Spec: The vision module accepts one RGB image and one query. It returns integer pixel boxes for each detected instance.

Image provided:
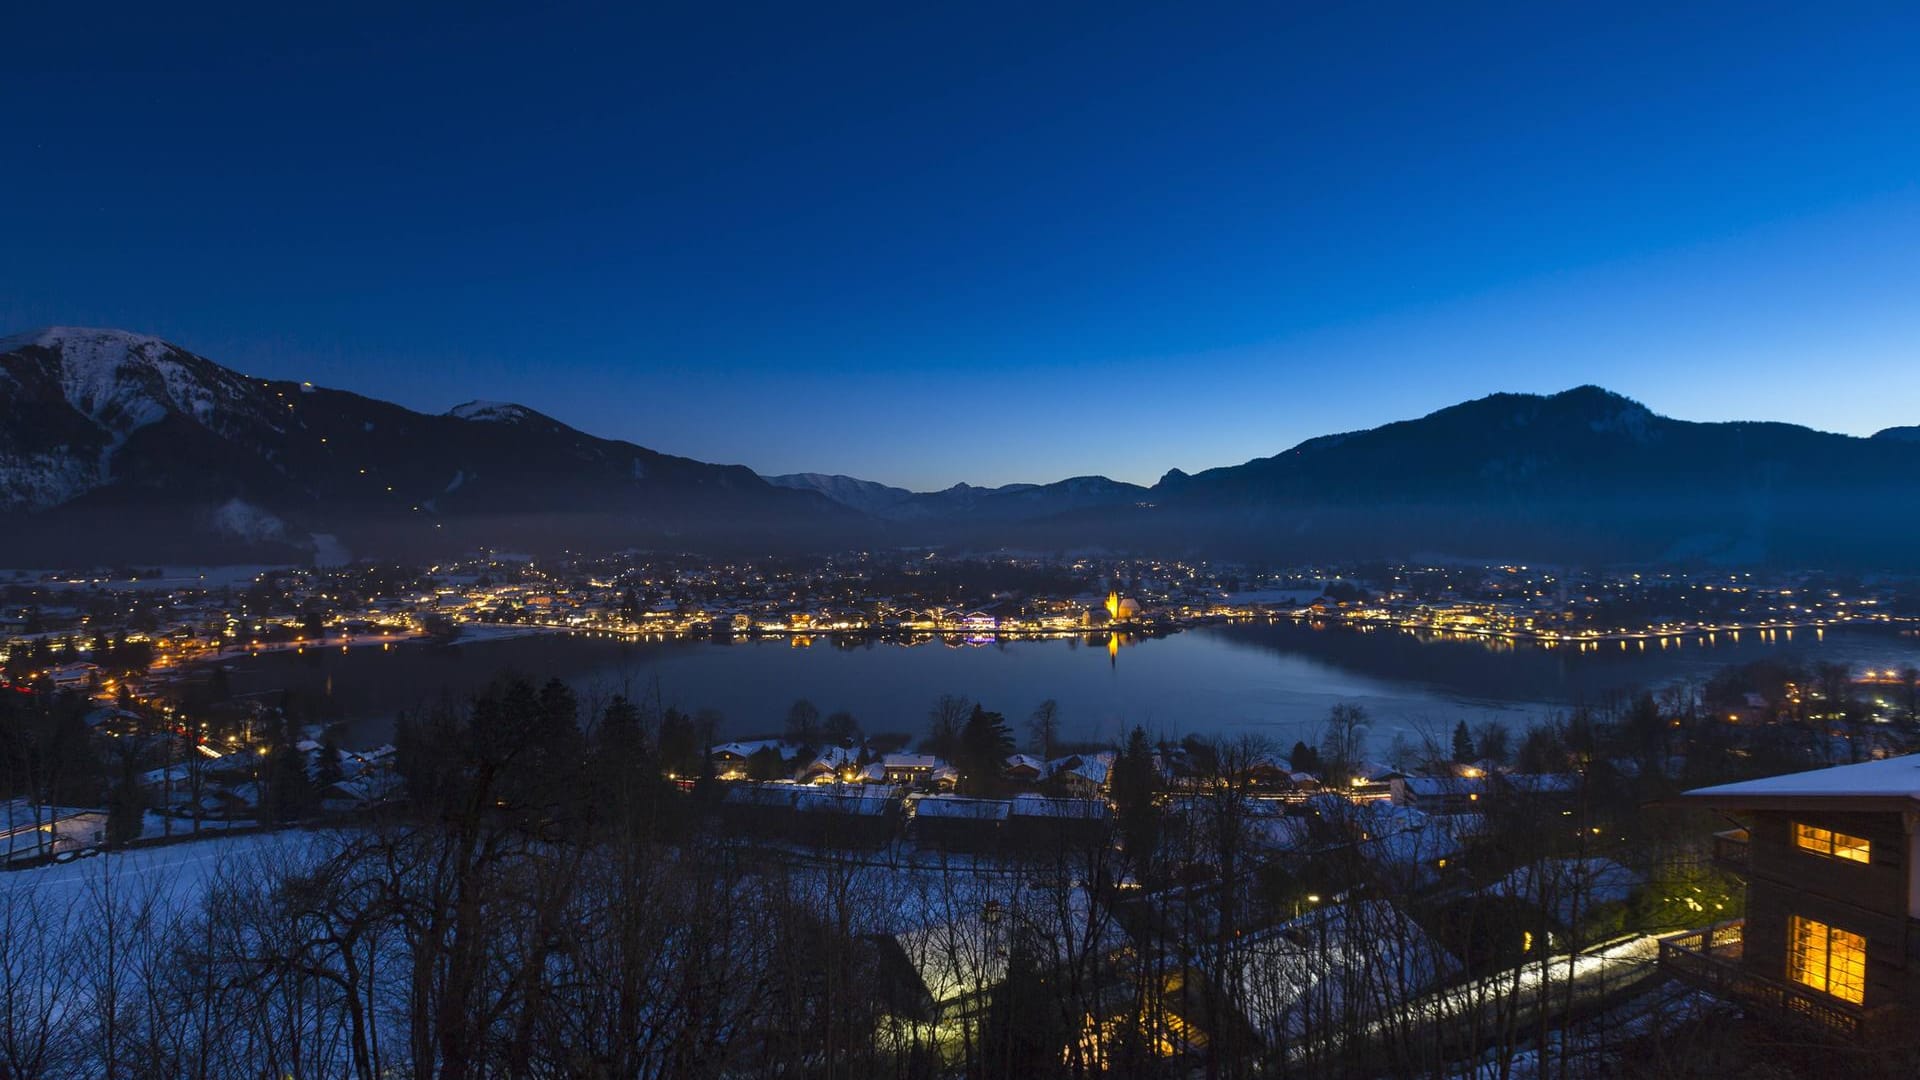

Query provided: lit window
[1794,823,1871,863]
[1788,915,1866,1005]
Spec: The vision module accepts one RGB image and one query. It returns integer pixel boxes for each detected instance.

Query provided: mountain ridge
[6,328,1919,569]
[0,327,855,564]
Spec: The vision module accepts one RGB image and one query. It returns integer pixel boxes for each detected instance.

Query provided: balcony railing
[1658,920,1901,1042]
[1711,828,1749,873]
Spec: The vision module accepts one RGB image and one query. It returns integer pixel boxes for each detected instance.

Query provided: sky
[4,2,1919,489]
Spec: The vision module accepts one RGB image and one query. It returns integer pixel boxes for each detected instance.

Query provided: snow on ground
[1,830,315,903]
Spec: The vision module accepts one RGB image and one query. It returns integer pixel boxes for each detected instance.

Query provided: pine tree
[1112,726,1161,873]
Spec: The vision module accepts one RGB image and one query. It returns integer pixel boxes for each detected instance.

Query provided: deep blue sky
[5,3,1919,489]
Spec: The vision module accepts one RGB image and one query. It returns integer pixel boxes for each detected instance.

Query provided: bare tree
[1028,700,1061,760]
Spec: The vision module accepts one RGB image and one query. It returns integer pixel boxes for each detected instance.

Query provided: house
[881,753,945,788]
[1002,754,1049,784]
[1478,856,1643,930]
[797,745,862,784]
[1050,752,1114,797]
[710,739,794,780]
[1497,772,1581,808]
[1223,899,1461,1046]
[1660,754,1920,1041]
[0,802,108,862]
[1389,775,1487,814]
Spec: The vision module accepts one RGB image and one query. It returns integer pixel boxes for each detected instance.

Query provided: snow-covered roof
[913,796,1009,821]
[1685,753,1920,803]
[711,739,791,759]
[1007,794,1108,820]
[795,787,896,815]
[1226,900,1460,1044]
[1479,857,1643,926]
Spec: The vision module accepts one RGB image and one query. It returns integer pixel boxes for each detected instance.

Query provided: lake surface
[225,621,1920,749]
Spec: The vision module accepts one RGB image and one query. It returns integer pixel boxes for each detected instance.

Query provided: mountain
[763,473,915,516]
[763,475,1151,524]
[1872,425,1920,444]
[5,331,1917,570]
[0,328,854,564]
[1127,386,1920,567]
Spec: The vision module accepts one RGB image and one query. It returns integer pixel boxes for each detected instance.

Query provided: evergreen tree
[1111,726,1161,872]
[746,744,787,781]
[105,747,146,845]
[658,707,701,778]
[316,737,346,791]
[958,705,1014,794]
[981,941,1071,1078]
[1453,720,1475,764]
[263,739,317,823]
[1288,739,1320,775]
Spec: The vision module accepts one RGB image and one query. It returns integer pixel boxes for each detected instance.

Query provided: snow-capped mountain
[0,328,851,564]
[762,473,915,516]
[0,327,279,512]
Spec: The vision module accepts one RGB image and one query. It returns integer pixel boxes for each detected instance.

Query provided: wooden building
[911,796,1008,852]
[1661,756,1920,1041]
[1004,794,1111,852]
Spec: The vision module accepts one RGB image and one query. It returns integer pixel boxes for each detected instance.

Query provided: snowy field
[1,830,315,903]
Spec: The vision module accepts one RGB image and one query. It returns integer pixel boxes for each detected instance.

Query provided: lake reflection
[228,621,1920,749]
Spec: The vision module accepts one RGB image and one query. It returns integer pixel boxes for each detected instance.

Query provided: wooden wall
[1740,809,1916,1009]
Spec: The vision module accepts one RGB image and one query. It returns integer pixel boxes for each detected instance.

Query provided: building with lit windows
[1660,756,1920,1040]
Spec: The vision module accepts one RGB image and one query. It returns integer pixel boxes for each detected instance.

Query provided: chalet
[1050,752,1114,797]
[1660,755,1920,1042]
[710,739,793,780]
[796,745,861,784]
[1002,754,1049,784]
[881,753,944,787]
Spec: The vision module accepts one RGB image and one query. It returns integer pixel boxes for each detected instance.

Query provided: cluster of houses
[134,737,402,820]
[707,740,1121,853]
[708,739,1116,796]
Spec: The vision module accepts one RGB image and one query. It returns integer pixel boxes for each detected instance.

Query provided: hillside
[1131,386,1920,566]
[0,328,854,564]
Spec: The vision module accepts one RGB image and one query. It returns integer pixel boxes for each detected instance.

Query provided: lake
[221,619,1920,751]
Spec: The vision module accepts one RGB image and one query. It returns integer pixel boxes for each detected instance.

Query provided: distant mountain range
[764,473,1151,522]
[4,327,1917,569]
